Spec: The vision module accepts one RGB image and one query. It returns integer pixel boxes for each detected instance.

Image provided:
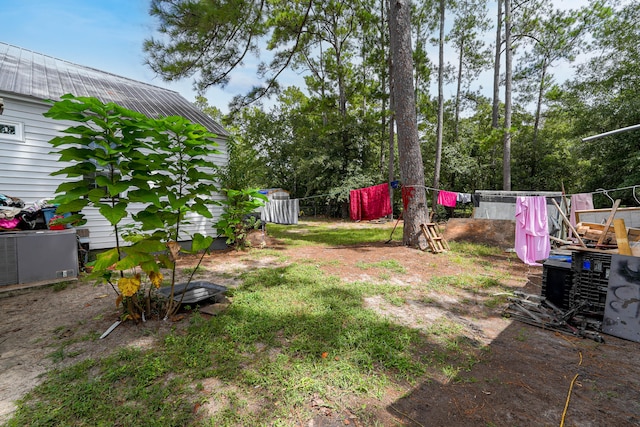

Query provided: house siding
[1,95,229,250]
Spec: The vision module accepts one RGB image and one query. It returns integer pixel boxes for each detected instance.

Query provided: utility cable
[559,350,582,427]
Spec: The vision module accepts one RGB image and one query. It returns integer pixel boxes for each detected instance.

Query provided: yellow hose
[560,351,583,427]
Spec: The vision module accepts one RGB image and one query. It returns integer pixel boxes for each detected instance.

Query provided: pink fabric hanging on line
[570,193,594,226]
[515,196,550,266]
[437,190,458,207]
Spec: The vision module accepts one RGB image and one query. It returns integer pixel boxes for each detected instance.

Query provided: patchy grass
[266,222,402,246]
[448,241,505,257]
[6,227,512,427]
[356,259,406,274]
[182,265,206,277]
[244,248,289,263]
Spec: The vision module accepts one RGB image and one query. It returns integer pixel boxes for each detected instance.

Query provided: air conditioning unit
[0,229,78,286]
[0,233,18,286]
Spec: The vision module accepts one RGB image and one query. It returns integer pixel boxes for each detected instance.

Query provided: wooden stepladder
[420,223,450,253]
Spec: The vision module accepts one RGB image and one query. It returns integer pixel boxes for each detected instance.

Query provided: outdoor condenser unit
[0,229,78,286]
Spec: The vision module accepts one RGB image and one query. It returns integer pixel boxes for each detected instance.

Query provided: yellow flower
[118,276,141,297]
[149,271,163,289]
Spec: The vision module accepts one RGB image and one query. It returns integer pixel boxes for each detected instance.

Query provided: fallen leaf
[171,314,186,322]
[167,241,181,262]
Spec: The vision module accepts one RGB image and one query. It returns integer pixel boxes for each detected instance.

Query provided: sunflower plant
[45,94,220,320]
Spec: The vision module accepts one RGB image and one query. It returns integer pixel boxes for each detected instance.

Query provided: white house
[0,42,229,251]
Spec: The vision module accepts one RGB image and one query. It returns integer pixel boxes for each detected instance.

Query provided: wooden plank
[420,224,437,253]
[420,223,448,253]
[566,245,618,254]
[596,199,621,247]
[574,206,640,225]
[613,218,632,255]
[551,199,587,248]
[561,182,570,239]
[575,206,640,216]
[577,222,640,245]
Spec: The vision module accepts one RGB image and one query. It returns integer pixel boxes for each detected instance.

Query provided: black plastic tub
[157,281,227,304]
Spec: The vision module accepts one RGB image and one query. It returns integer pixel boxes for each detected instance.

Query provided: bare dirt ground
[1,219,639,426]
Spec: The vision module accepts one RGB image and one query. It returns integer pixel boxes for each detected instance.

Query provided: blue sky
[2,0,591,114]
[0,0,252,112]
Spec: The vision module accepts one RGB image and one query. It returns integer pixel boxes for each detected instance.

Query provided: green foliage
[215,188,267,249]
[147,0,639,206]
[45,94,221,319]
[559,1,640,198]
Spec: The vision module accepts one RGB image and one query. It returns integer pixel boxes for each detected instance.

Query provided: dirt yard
[1,220,639,426]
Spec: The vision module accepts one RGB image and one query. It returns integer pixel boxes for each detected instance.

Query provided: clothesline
[400,183,640,207]
[297,183,640,207]
[298,193,332,201]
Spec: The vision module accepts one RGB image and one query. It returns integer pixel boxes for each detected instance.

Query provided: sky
[0,0,264,113]
[1,0,591,114]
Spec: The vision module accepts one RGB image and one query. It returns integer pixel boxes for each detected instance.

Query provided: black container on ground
[542,259,573,310]
[571,251,611,318]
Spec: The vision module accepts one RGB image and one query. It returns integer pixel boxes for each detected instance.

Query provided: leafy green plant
[215,188,267,250]
[45,94,221,320]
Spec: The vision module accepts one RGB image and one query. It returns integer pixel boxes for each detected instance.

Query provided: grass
[6,223,509,427]
[266,221,402,246]
[356,259,407,274]
[182,265,206,276]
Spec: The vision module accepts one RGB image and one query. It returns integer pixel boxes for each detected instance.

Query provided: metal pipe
[582,123,640,142]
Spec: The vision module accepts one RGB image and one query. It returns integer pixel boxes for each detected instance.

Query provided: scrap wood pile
[553,198,640,255]
[503,291,604,342]
[505,198,640,343]
[572,222,640,254]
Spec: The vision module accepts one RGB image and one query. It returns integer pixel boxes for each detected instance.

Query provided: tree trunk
[503,0,512,191]
[433,0,445,210]
[454,37,463,142]
[388,95,396,220]
[531,58,548,179]
[381,0,388,180]
[492,0,502,129]
[389,0,429,247]
[388,28,396,220]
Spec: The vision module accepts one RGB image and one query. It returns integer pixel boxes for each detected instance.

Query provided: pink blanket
[437,190,458,208]
[570,193,594,226]
[515,196,550,266]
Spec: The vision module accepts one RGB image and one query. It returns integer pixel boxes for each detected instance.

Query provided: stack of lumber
[570,221,640,255]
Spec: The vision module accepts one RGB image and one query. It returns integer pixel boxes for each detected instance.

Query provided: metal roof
[0,42,227,136]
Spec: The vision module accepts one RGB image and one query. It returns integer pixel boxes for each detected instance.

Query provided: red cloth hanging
[349,189,362,221]
[350,183,392,221]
